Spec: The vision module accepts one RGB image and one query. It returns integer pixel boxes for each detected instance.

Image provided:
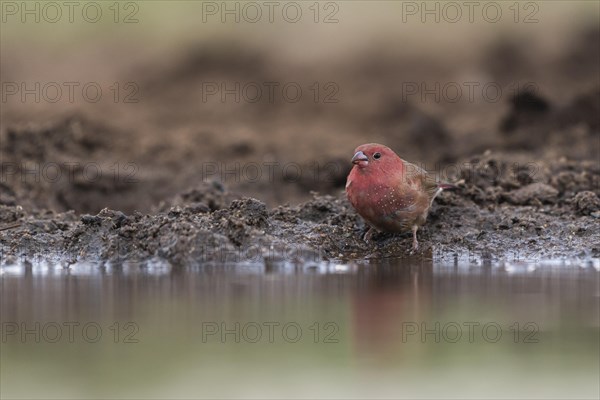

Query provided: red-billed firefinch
[346,143,454,251]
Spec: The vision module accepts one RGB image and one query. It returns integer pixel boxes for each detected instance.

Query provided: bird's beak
[351,151,369,165]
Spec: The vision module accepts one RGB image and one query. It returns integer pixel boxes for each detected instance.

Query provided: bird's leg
[363,227,376,242]
[411,225,419,252]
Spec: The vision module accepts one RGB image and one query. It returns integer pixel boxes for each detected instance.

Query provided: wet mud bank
[1,150,598,266]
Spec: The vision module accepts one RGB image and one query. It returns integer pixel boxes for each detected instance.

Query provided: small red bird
[346,143,453,251]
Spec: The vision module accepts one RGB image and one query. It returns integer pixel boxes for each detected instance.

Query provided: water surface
[1,259,599,399]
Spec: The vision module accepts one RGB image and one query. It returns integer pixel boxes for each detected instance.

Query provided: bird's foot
[409,225,419,254]
[363,227,376,242]
[409,240,419,255]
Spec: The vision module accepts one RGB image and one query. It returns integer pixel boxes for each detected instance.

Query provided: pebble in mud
[572,191,600,216]
[0,205,24,223]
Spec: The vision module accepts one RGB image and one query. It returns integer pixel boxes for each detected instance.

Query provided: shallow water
[1,259,599,399]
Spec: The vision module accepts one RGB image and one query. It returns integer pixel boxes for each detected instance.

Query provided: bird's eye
[373,152,381,159]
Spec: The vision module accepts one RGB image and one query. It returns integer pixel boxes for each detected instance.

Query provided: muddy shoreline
[1,147,598,266]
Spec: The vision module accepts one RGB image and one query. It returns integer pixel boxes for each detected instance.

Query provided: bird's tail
[438,183,457,190]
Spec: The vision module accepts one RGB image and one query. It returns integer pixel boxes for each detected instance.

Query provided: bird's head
[351,143,402,172]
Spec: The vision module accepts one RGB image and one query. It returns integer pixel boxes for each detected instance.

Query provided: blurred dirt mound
[500,90,551,133]
[557,88,600,131]
[559,26,600,79]
[154,181,239,213]
[0,115,178,214]
[499,87,600,158]
[1,116,125,211]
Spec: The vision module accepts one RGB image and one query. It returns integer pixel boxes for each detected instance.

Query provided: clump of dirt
[572,191,600,216]
[500,90,551,133]
[154,181,238,213]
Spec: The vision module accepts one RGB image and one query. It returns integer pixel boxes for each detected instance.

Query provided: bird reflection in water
[349,255,434,359]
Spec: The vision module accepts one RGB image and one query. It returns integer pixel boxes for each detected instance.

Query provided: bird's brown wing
[402,160,440,201]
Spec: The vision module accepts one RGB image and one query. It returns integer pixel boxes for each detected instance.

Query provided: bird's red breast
[346,143,443,233]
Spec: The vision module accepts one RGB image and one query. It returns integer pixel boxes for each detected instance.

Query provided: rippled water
[1,259,599,399]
